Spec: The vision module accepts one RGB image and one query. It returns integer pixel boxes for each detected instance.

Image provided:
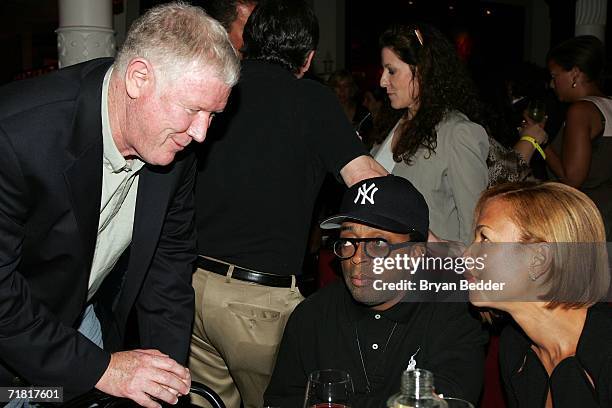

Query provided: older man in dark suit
[0,3,239,407]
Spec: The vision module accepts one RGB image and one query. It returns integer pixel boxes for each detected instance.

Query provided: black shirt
[195,60,367,275]
[500,304,612,407]
[264,281,488,407]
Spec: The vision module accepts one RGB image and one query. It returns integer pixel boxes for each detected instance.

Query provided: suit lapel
[64,146,103,272]
[114,165,174,322]
[63,60,112,272]
[129,167,171,274]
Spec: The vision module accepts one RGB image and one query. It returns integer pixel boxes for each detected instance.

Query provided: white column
[575,0,607,42]
[56,0,116,68]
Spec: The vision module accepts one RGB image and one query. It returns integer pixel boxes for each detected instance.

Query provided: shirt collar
[342,284,420,324]
[101,67,145,174]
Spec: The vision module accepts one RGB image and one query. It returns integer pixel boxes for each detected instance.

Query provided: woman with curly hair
[372,23,490,243]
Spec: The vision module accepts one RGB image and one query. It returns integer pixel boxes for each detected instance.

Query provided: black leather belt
[196,256,295,288]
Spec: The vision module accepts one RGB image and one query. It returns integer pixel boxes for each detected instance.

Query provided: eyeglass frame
[333,231,425,260]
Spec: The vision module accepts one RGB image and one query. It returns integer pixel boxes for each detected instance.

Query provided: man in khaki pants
[190,259,303,407]
[189,0,387,406]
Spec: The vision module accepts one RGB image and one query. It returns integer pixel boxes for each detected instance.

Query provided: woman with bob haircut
[468,181,612,407]
[372,23,489,244]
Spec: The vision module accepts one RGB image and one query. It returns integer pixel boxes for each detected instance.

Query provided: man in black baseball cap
[264,175,487,407]
[320,174,429,237]
[320,175,429,309]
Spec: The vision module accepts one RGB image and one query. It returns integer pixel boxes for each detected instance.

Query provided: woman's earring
[572,80,577,88]
[528,257,540,281]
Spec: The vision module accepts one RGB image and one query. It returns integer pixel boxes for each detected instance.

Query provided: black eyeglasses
[333,234,424,260]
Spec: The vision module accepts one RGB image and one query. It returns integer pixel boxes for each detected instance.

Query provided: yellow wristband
[520,135,546,160]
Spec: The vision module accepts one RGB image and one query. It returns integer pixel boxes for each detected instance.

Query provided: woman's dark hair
[242,0,319,74]
[546,35,605,84]
[379,24,486,163]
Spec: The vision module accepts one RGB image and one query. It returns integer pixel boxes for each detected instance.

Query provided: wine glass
[303,369,354,408]
[526,99,547,124]
[442,397,475,407]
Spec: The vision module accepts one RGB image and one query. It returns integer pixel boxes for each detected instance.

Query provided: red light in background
[455,32,473,61]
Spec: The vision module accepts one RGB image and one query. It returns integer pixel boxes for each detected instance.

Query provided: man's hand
[340,155,388,187]
[95,349,191,408]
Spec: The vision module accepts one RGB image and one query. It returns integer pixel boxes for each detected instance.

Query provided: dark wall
[0,0,58,85]
[346,1,525,89]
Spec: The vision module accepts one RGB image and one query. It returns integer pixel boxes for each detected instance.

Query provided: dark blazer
[500,304,612,407]
[0,58,196,397]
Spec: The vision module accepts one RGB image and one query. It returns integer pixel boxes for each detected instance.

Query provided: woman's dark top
[500,304,612,407]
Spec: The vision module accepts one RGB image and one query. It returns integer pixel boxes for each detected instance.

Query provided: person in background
[468,181,612,407]
[373,23,489,244]
[362,87,383,123]
[477,62,565,182]
[191,0,257,54]
[189,1,387,407]
[360,86,402,149]
[0,3,239,407]
[506,63,566,152]
[538,35,612,239]
[328,69,370,132]
[265,175,487,407]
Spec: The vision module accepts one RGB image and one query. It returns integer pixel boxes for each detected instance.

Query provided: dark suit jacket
[0,58,196,397]
[500,304,612,407]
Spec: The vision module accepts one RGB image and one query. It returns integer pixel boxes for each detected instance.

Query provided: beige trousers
[189,261,304,408]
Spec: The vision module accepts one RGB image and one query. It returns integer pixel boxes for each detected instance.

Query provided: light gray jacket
[373,111,489,243]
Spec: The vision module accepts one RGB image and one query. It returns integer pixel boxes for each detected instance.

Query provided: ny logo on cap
[354,182,378,205]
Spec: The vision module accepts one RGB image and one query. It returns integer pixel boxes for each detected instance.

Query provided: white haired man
[0,3,239,407]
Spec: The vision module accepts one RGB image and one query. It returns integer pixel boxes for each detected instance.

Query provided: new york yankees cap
[320,175,429,238]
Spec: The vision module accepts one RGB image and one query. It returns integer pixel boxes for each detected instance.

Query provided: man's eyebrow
[339,225,354,232]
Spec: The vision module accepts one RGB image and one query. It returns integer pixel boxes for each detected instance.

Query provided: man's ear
[297,50,316,78]
[125,58,154,99]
